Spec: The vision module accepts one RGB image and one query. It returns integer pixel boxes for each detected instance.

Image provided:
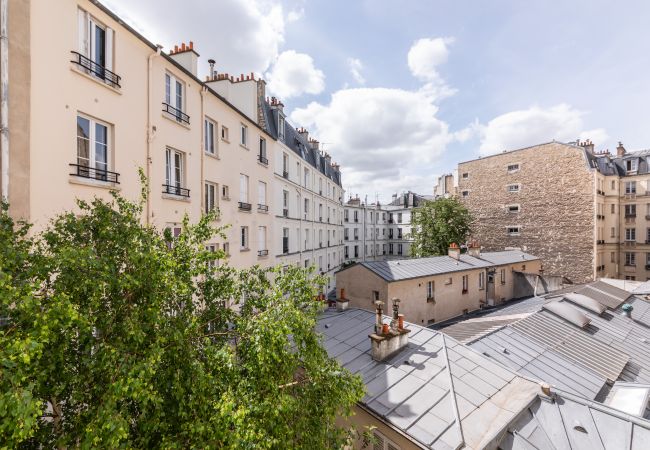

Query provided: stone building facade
[458,142,596,283]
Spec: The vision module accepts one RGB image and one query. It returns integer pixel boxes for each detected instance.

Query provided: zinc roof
[347,250,538,282]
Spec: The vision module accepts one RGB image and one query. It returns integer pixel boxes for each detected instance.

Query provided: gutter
[146,45,162,224]
[1,0,8,201]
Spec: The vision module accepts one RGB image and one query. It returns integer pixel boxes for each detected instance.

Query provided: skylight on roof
[606,383,650,417]
[563,293,606,314]
[543,302,591,328]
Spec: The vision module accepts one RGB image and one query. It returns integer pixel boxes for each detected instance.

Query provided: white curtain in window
[240,175,248,202]
[258,181,266,205]
[258,226,266,250]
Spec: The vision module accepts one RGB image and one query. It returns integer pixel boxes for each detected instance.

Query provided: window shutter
[258,227,265,250]
[373,432,385,450]
[105,27,114,71]
[78,9,89,56]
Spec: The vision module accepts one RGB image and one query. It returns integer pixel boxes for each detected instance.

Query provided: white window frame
[76,113,110,175]
[204,182,217,214]
[507,184,520,193]
[78,8,114,73]
[240,123,248,147]
[165,72,185,115]
[426,281,434,300]
[258,181,267,208]
[258,226,267,252]
[507,163,520,173]
[507,226,520,236]
[165,147,185,190]
[222,185,230,200]
[240,226,249,250]
[239,174,249,203]
[204,117,217,155]
[221,125,229,142]
[626,228,636,242]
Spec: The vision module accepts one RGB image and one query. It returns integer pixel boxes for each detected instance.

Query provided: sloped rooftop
[343,250,538,282]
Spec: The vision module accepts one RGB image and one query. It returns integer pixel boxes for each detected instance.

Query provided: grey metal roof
[348,251,538,282]
[500,388,650,450]
[317,308,543,449]
[441,314,531,344]
[632,280,650,295]
[469,326,608,400]
[575,284,629,309]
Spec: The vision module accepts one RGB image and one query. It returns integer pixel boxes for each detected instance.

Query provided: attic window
[626,159,638,173]
[278,114,285,141]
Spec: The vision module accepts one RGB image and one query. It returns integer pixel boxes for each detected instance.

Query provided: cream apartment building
[0,0,343,284]
[336,246,541,326]
[457,139,650,283]
[343,192,429,263]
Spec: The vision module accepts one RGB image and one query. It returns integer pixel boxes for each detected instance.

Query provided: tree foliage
[0,191,364,449]
[410,197,473,257]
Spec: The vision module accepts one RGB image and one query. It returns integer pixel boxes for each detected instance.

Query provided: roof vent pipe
[621,303,633,318]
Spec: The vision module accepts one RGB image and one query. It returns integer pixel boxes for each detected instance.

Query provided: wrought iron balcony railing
[258,155,268,165]
[162,102,190,124]
[258,249,268,257]
[162,184,190,197]
[69,163,120,183]
[257,204,269,212]
[238,202,252,211]
[70,51,121,88]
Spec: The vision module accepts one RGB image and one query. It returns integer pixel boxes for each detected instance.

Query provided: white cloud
[286,8,304,23]
[407,37,454,81]
[347,58,366,85]
[266,50,325,99]
[291,87,451,200]
[103,0,289,75]
[475,104,608,155]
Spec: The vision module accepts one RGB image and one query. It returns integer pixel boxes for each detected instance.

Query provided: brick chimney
[467,240,481,258]
[617,141,626,157]
[169,41,199,77]
[370,298,410,361]
[579,139,595,154]
[448,242,461,260]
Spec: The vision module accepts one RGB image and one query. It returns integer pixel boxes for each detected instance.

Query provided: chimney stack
[207,59,216,79]
[617,141,626,157]
[168,41,200,77]
[448,242,461,260]
[370,298,410,361]
[467,240,481,258]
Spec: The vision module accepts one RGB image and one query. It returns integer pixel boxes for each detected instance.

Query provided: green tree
[410,197,473,257]
[0,189,364,449]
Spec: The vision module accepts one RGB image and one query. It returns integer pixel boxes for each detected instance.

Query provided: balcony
[283,208,289,217]
[283,170,289,179]
[162,102,190,125]
[70,163,120,184]
[70,51,121,88]
[625,214,637,218]
[162,184,190,197]
[258,155,268,165]
[624,240,637,246]
[258,249,268,257]
[257,204,269,212]
[597,239,605,244]
[344,217,349,222]
[344,236,349,241]
[238,202,252,211]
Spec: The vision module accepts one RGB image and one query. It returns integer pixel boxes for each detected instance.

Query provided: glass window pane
[94,25,106,67]
[165,74,171,104]
[76,116,90,166]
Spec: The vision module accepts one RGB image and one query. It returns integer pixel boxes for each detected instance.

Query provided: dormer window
[626,159,638,173]
[278,114,285,141]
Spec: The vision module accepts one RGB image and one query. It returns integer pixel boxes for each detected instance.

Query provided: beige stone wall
[338,405,422,449]
[458,143,595,283]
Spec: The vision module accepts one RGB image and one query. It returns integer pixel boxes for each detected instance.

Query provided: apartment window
[282,153,289,177]
[625,275,636,281]
[221,125,229,141]
[426,281,434,300]
[625,252,636,266]
[479,272,485,290]
[507,226,520,236]
[204,182,217,214]
[389,243,393,255]
[398,213,403,223]
[353,210,358,222]
[646,253,650,266]
[625,204,636,217]
[304,198,309,219]
[283,190,289,216]
[164,148,186,196]
[206,244,218,269]
[462,275,468,293]
[507,184,520,193]
[462,190,469,198]
[398,228,403,239]
[282,228,289,254]
[304,168,310,187]
[462,172,469,179]
[507,163,520,173]
[278,114,285,141]
[239,124,248,147]
[204,118,216,155]
[626,159,638,173]
[75,114,112,181]
[354,228,359,240]
[76,9,117,86]
[164,73,186,122]
[611,180,616,190]
[611,204,616,214]
[222,185,230,200]
[239,174,249,203]
[258,181,267,209]
[222,242,230,256]
[611,227,616,238]
[398,244,403,255]
[258,137,267,164]
[257,226,267,254]
[507,205,520,213]
[344,246,349,258]
[354,245,359,258]
[625,228,636,241]
[625,181,637,194]
[611,252,616,263]
[319,230,323,247]
[240,226,249,250]
[445,277,452,285]
[319,204,323,221]
[319,178,323,195]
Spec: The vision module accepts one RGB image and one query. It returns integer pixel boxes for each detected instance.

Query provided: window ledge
[240,248,250,252]
[162,193,191,202]
[258,161,269,168]
[221,138,230,144]
[161,111,191,129]
[240,144,249,151]
[221,196,230,201]
[205,152,220,160]
[69,176,121,190]
[70,66,122,95]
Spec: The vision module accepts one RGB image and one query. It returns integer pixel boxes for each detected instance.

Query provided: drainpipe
[146,45,162,224]
[200,86,206,218]
[1,0,9,202]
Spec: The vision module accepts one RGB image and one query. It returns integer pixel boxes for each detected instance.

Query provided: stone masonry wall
[458,142,595,283]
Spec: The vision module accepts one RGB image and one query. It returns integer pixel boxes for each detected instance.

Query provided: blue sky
[104,0,650,202]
